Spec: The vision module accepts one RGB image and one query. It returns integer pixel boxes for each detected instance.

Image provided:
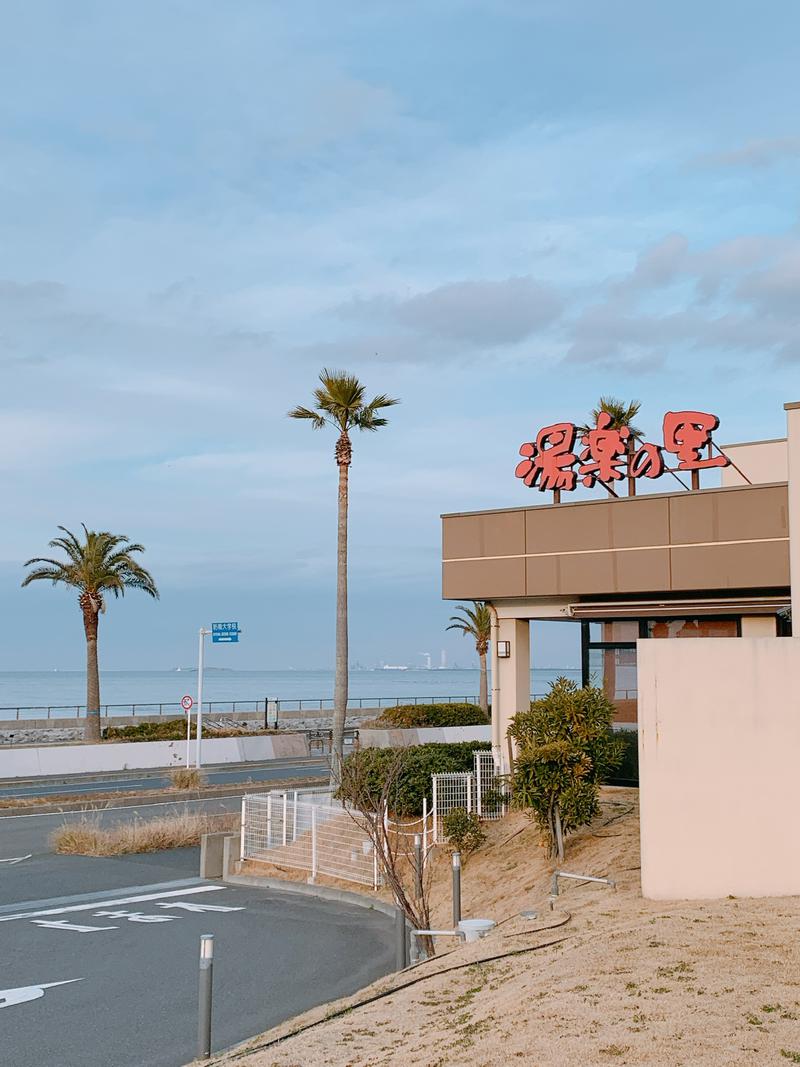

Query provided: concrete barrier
[0,732,311,779]
[200,832,239,878]
[357,725,491,749]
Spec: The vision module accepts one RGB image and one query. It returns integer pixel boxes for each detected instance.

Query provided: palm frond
[21,565,77,588]
[287,405,327,429]
[289,370,399,444]
[22,527,159,602]
[578,396,644,440]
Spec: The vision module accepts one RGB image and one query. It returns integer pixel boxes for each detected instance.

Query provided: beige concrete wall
[786,403,800,624]
[496,617,530,770]
[638,637,800,900]
[721,439,788,486]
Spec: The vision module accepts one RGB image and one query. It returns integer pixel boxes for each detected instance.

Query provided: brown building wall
[442,483,790,600]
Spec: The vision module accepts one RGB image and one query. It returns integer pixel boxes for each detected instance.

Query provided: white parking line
[0,884,225,924]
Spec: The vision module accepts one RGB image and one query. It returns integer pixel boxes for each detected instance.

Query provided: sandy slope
[210,790,800,1067]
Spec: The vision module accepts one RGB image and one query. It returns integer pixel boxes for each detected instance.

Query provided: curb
[223,871,399,918]
[0,777,328,818]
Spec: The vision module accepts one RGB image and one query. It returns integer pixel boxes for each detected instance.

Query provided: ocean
[0,668,582,718]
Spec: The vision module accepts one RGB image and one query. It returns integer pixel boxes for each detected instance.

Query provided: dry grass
[169,766,206,790]
[51,810,239,855]
[219,790,800,1067]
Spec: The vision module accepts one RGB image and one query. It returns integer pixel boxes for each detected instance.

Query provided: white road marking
[31,920,118,933]
[0,854,32,865]
[0,884,225,924]
[156,902,245,913]
[0,978,83,1008]
[94,910,177,923]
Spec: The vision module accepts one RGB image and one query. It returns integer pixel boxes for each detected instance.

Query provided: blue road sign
[212,622,240,644]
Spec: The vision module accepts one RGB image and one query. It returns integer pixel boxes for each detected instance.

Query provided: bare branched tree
[339,750,437,957]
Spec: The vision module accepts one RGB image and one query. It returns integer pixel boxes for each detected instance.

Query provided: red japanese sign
[516,410,729,496]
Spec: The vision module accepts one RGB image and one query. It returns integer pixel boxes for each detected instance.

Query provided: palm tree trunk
[82,602,101,743]
[478,651,488,715]
[330,459,349,788]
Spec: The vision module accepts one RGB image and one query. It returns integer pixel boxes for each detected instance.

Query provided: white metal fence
[432,751,507,843]
[241,790,380,888]
[241,749,508,883]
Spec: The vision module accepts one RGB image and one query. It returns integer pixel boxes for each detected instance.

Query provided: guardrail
[0,690,631,723]
[0,695,482,723]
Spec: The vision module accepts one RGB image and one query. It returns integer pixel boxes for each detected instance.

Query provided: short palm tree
[289,370,399,788]
[577,396,644,495]
[447,602,491,715]
[22,526,159,742]
[577,396,643,439]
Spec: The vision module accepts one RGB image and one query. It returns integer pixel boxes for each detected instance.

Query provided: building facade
[442,402,800,772]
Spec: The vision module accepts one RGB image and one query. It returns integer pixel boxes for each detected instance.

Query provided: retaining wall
[0,732,310,778]
[357,725,491,748]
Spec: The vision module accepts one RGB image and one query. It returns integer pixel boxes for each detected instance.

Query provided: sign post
[181,695,194,767]
[195,629,210,769]
[181,691,196,768]
[195,623,240,769]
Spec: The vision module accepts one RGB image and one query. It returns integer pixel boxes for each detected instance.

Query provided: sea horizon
[0,666,582,714]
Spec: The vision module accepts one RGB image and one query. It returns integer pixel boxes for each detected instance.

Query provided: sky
[1,0,799,673]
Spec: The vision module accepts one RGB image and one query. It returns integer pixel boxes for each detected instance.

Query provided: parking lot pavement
[0,876,395,1067]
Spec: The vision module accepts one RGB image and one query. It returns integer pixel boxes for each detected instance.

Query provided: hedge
[338,741,491,816]
[609,729,639,785]
[371,703,488,729]
[101,719,274,742]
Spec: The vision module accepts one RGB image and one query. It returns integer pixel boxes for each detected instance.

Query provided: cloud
[396,277,562,346]
[564,226,800,367]
[693,136,800,169]
[337,276,562,351]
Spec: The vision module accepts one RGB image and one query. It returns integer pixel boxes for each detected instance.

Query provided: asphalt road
[0,757,328,799]
[0,803,395,1067]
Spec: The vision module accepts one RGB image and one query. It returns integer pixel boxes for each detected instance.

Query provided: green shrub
[372,703,488,729]
[102,719,273,742]
[610,729,638,785]
[103,719,191,742]
[442,807,486,855]
[338,741,490,816]
[508,677,624,860]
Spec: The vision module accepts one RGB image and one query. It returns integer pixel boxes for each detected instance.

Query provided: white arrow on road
[0,979,83,1008]
[0,854,32,865]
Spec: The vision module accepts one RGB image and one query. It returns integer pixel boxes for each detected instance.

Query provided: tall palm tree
[289,369,399,788]
[447,602,491,715]
[22,526,159,743]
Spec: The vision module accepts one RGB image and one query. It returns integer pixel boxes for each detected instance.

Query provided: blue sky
[1,0,799,672]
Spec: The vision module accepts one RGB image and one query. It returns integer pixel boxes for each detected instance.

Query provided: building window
[646,618,739,639]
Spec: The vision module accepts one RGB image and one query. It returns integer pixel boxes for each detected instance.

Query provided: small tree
[508,677,623,862]
[339,749,436,957]
[442,807,485,857]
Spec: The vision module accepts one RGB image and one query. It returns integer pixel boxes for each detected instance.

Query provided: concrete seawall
[0,725,492,778]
